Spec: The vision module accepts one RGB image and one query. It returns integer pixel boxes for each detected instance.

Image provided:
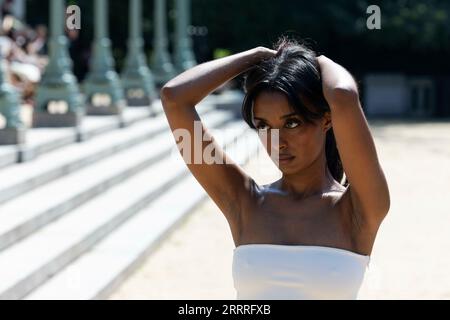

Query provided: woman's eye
[285,119,301,129]
[256,123,270,130]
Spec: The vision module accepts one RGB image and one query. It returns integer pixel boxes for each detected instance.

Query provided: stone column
[174,0,196,73]
[151,0,176,87]
[83,0,125,117]
[33,0,83,128]
[122,0,156,107]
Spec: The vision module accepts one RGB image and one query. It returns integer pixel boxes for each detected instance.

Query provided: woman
[160,37,390,300]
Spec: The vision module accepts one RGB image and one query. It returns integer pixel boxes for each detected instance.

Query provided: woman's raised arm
[160,47,276,237]
[161,47,276,106]
[317,55,390,227]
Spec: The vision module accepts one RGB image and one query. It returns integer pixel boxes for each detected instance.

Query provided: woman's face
[252,90,331,175]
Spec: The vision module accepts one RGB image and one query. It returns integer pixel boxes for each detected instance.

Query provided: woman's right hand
[253,46,278,60]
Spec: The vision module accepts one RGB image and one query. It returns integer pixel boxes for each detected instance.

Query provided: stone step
[24,124,259,300]
[0,94,225,170]
[0,109,232,253]
[26,175,208,300]
[0,102,214,206]
[0,120,253,300]
[0,105,153,170]
[19,105,157,163]
[0,146,17,170]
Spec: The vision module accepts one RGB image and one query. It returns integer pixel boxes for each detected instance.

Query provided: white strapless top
[232,244,370,300]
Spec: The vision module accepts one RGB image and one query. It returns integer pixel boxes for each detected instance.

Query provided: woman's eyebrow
[254,112,299,122]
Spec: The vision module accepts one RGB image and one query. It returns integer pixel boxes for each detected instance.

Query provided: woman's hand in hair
[253,46,278,60]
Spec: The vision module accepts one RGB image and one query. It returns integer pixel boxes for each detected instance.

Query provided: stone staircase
[0,94,260,300]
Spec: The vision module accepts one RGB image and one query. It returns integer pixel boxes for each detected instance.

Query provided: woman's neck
[277,156,340,199]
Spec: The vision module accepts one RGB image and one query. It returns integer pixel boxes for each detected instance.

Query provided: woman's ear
[323,112,332,132]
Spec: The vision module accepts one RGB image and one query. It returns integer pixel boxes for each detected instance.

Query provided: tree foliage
[24,0,450,74]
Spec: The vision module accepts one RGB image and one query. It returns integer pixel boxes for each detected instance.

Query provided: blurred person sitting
[1,16,43,105]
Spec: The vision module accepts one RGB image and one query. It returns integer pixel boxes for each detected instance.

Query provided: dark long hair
[241,37,348,186]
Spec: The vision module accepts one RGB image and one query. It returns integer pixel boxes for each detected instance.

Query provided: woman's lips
[278,155,295,164]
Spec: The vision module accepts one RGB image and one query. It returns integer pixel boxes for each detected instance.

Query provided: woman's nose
[269,129,288,150]
[279,129,289,149]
